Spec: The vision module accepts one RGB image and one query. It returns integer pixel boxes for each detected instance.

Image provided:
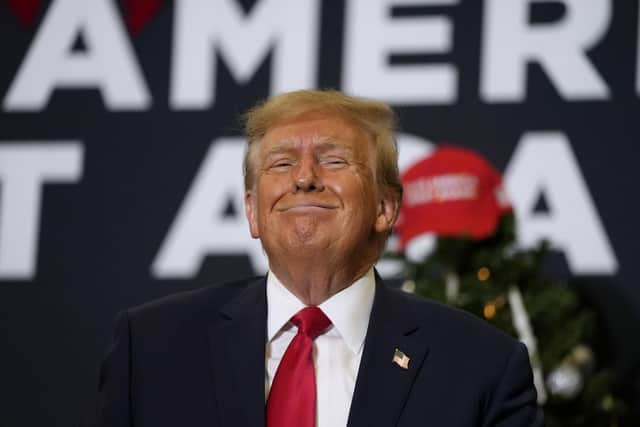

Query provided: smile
[277,202,337,212]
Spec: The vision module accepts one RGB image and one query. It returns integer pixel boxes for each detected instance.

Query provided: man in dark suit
[96,90,543,426]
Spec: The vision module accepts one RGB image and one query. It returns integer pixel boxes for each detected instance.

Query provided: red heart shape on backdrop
[5,0,41,27]
[125,0,163,34]
[5,0,163,33]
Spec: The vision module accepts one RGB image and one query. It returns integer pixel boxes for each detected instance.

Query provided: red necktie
[266,307,331,427]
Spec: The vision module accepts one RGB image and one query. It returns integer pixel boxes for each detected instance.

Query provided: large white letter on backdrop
[343,0,458,104]
[481,0,611,102]
[0,143,83,279]
[151,139,267,278]
[3,0,150,111]
[505,132,618,274]
[171,0,319,109]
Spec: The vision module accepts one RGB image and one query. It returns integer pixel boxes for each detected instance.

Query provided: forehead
[259,112,372,154]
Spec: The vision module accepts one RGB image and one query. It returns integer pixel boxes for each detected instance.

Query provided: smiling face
[245,111,397,273]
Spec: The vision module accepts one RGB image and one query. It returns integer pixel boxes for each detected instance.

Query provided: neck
[268,255,373,306]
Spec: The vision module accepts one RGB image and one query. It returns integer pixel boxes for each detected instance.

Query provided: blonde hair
[243,89,403,205]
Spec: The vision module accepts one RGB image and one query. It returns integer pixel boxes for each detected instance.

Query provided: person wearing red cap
[94,90,543,427]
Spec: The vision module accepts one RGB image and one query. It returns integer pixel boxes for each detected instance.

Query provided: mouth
[277,202,338,212]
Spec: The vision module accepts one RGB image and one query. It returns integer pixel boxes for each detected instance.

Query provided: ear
[245,190,260,238]
[374,193,399,233]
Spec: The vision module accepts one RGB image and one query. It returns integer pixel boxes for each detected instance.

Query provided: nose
[293,156,324,192]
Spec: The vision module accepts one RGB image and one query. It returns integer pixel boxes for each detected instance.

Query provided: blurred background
[0,0,639,425]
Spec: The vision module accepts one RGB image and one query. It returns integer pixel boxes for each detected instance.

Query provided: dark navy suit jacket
[95,275,544,426]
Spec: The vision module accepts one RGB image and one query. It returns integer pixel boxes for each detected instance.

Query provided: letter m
[170,0,319,109]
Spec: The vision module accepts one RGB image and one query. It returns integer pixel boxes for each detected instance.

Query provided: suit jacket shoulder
[125,276,263,332]
[346,281,543,427]
[94,276,267,427]
[394,286,519,362]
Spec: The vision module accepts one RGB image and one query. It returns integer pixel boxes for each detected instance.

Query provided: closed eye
[320,157,348,168]
[271,159,294,170]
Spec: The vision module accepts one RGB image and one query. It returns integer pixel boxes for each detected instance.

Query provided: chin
[287,217,326,240]
[277,230,333,254]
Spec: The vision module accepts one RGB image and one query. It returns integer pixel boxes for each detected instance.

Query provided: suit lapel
[347,277,430,427]
[207,278,267,427]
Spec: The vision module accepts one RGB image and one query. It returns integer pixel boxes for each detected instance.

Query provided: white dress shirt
[265,268,376,427]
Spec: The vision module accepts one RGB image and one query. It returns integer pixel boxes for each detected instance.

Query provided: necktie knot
[291,307,331,340]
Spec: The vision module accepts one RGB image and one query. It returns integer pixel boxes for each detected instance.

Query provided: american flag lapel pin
[392,348,410,370]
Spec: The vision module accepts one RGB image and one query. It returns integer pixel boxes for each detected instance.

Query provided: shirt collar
[266,268,376,355]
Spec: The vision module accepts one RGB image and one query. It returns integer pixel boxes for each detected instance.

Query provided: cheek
[257,177,289,210]
[347,168,376,198]
[332,174,376,207]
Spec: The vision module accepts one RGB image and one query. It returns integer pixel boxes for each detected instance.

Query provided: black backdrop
[1,1,639,426]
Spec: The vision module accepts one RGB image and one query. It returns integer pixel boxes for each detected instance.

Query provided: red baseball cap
[396,145,511,247]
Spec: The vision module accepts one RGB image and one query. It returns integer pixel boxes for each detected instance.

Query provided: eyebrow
[263,136,354,158]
